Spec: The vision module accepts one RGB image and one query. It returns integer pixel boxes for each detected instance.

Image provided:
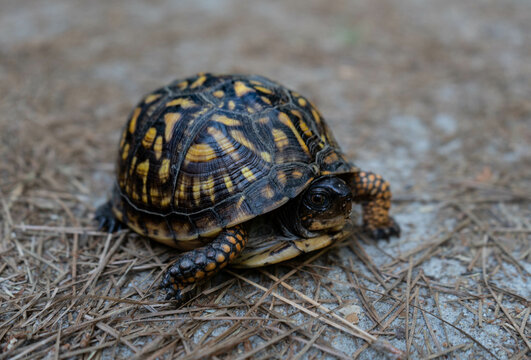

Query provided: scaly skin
[161,225,248,300]
[351,171,400,239]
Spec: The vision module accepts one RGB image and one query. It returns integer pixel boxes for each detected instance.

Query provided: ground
[0,0,530,359]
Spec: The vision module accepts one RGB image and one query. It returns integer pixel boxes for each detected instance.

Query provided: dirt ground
[0,0,530,359]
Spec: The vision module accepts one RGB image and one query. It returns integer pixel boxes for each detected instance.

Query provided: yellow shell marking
[277,171,287,185]
[223,174,234,193]
[190,75,207,89]
[297,97,307,106]
[192,177,201,205]
[142,127,157,148]
[129,107,141,133]
[325,152,339,165]
[213,90,224,98]
[207,127,240,161]
[136,160,150,203]
[292,170,303,179]
[177,81,188,90]
[260,152,272,162]
[164,112,181,141]
[121,143,130,160]
[136,159,150,177]
[311,108,321,124]
[153,136,163,159]
[144,94,161,104]
[241,166,256,182]
[212,114,241,126]
[258,117,270,124]
[262,185,275,199]
[166,98,196,108]
[228,100,236,110]
[202,175,216,203]
[119,131,126,149]
[234,81,255,97]
[159,158,170,183]
[230,130,256,151]
[278,112,310,154]
[186,143,217,162]
[254,86,272,94]
[261,96,272,105]
[129,156,137,175]
[272,128,289,150]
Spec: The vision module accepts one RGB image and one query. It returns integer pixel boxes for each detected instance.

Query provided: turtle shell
[112,73,356,248]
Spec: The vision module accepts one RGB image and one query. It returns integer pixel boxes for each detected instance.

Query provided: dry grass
[1,0,530,359]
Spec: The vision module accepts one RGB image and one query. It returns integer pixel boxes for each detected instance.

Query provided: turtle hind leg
[161,225,248,301]
[351,171,401,239]
[95,201,123,233]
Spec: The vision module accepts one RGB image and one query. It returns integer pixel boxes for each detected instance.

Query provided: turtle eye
[306,190,330,210]
[311,193,325,205]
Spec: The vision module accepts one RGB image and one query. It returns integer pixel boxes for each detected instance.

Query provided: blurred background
[1,0,529,359]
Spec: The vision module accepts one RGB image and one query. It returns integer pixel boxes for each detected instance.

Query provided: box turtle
[96,73,400,300]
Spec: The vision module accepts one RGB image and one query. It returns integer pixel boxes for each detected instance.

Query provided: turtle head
[282,176,352,238]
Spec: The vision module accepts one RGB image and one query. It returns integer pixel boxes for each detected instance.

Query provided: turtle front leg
[161,225,248,301]
[351,171,400,239]
[95,201,124,232]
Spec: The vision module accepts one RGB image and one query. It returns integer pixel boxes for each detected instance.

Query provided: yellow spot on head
[186,143,217,162]
[144,93,161,104]
[297,97,307,106]
[241,166,256,181]
[190,75,207,89]
[231,130,256,151]
[164,112,181,141]
[159,158,170,183]
[129,108,141,133]
[212,114,241,126]
[142,127,157,148]
[234,81,255,97]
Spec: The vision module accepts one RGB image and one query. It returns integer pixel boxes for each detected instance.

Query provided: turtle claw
[161,273,183,302]
[95,202,122,233]
[364,217,401,240]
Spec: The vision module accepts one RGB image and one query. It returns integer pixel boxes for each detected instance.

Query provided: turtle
[96,73,400,300]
